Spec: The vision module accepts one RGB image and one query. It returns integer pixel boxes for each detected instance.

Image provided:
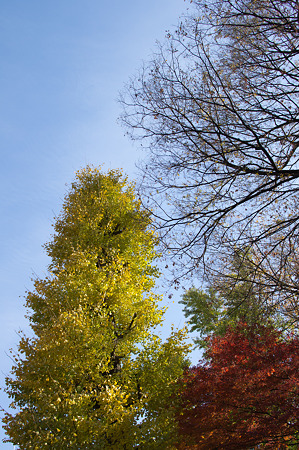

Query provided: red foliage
[177,323,299,449]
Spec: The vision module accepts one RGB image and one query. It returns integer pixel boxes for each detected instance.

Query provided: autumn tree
[176,322,299,449]
[120,0,299,317]
[3,167,189,449]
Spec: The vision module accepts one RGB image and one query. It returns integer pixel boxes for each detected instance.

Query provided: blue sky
[0,1,201,445]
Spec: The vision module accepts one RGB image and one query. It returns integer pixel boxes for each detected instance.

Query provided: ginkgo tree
[3,167,189,449]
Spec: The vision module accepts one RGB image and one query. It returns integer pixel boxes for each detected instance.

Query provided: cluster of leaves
[3,167,189,449]
[177,322,299,449]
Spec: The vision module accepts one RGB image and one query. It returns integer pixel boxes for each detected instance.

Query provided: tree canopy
[120,0,299,319]
[3,167,189,449]
[176,322,299,449]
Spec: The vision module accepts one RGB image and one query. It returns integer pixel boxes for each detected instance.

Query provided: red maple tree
[177,323,299,449]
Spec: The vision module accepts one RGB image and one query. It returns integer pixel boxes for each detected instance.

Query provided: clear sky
[0,1,201,445]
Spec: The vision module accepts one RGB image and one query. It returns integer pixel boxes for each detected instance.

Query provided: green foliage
[180,250,281,349]
[180,287,224,349]
[3,167,189,449]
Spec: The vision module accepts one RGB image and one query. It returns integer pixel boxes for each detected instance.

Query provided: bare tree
[120,0,299,318]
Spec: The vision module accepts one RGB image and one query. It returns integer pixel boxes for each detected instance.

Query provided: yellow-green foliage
[3,167,189,449]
